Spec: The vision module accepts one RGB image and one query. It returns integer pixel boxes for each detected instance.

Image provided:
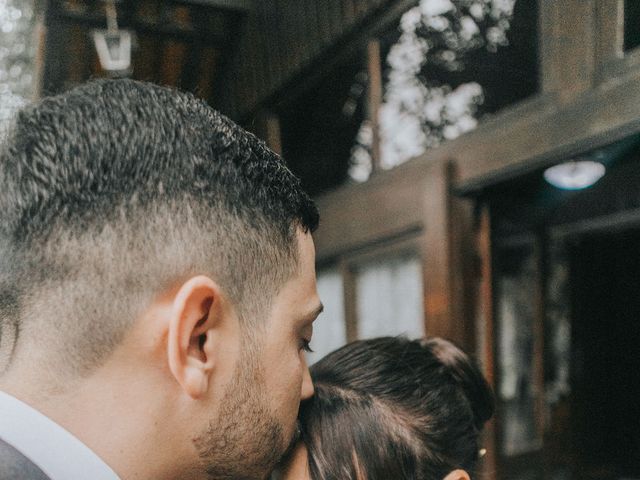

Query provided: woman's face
[275,442,311,480]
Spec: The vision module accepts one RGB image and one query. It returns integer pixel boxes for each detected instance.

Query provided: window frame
[594,0,640,85]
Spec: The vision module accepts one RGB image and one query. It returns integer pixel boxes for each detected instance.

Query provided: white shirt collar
[0,390,120,480]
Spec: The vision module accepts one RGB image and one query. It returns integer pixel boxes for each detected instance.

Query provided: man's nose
[300,362,314,400]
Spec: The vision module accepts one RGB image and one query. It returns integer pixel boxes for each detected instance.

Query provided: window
[278,0,539,192]
[355,253,424,340]
[495,242,542,456]
[351,0,539,178]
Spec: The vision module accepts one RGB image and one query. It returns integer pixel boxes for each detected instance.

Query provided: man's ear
[167,275,224,399]
[442,469,470,480]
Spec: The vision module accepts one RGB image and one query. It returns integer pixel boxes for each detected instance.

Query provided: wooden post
[366,39,383,174]
[252,110,283,155]
[341,260,359,342]
[263,112,283,155]
[32,7,47,100]
[595,0,624,68]
[532,234,547,450]
[476,202,498,480]
[422,160,451,339]
[422,159,474,348]
[539,0,596,100]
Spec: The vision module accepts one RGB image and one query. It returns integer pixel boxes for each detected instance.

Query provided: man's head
[0,79,321,479]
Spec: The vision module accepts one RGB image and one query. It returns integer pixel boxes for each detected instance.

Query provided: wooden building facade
[20,1,640,478]
[221,1,640,479]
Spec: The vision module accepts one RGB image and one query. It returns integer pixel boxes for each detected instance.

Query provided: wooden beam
[413,60,640,193]
[314,160,428,262]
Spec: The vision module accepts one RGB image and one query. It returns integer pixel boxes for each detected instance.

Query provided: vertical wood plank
[595,0,624,71]
[449,162,477,352]
[272,0,287,89]
[315,0,332,48]
[539,0,596,99]
[532,234,547,448]
[32,8,47,100]
[259,1,277,98]
[366,39,383,174]
[196,46,217,103]
[421,160,471,346]
[299,0,316,66]
[245,14,261,109]
[422,160,452,339]
[253,110,283,154]
[287,1,303,70]
[476,202,498,480]
[265,112,282,155]
[342,0,356,29]
[160,40,188,87]
[66,24,87,84]
[341,260,359,342]
[327,0,343,40]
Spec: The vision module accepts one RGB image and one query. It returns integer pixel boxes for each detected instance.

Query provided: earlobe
[442,469,470,480]
[167,275,221,399]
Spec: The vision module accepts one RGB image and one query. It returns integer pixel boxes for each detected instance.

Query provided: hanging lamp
[92,0,132,74]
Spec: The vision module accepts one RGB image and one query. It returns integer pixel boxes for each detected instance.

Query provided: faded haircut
[0,79,318,378]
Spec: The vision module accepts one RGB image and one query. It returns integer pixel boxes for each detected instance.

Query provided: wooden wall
[217,0,399,120]
[313,0,640,334]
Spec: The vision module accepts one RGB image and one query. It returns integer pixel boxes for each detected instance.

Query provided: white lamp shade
[544,160,606,190]
[93,29,132,72]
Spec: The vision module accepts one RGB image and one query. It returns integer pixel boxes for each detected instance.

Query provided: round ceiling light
[543,160,606,190]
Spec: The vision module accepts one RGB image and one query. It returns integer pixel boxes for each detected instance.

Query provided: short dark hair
[0,79,318,377]
[299,336,494,479]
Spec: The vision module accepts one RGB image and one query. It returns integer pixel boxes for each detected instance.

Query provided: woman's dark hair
[299,336,494,480]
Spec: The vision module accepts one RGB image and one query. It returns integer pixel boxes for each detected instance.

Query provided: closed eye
[300,338,314,353]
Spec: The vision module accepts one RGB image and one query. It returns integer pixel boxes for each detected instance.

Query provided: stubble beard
[193,347,289,480]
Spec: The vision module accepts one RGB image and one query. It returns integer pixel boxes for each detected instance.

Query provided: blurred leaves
[349,0,516,180]
[0,0,36,135]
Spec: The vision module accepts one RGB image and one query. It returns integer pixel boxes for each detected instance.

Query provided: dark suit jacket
[0,437,51,480]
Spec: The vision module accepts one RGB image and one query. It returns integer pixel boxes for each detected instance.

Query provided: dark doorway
[487,134,640,479]
[569,229,640,479]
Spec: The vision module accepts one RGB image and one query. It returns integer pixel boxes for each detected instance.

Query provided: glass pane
[544,242,571,407]
[306,267,346,365]
[625,0,640,51]
[351,0,539,177]
[495,242,541,456]
[355,253,424,340]
[0,0,37,136]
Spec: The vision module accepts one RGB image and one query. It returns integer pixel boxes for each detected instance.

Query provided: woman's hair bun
[422,337,495,430]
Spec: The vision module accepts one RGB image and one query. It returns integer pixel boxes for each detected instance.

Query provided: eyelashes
[300,339,314,353]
